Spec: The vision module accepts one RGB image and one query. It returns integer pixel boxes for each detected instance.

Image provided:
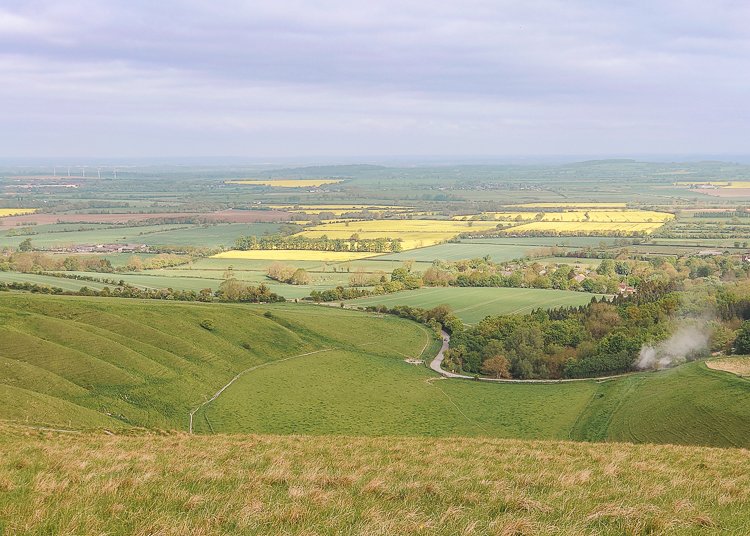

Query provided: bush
[199,319,216,331]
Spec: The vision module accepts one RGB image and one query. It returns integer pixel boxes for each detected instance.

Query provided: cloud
[0,0,748,157]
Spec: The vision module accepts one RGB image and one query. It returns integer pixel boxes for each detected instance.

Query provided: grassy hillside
[2,294,749,447]
[0,294,435,431]
[571,362,750,447]
[1,425,748,535]
[196,350,593,437]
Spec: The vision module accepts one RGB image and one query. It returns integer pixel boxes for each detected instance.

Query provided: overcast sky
[0,0,748,159]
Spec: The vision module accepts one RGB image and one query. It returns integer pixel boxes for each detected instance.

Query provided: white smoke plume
[636,323,711,371]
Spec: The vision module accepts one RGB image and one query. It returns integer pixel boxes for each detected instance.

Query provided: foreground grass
[0,425,748,535]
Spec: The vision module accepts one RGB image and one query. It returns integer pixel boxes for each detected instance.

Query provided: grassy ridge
[0,425,748,535]
[0,295,434,431]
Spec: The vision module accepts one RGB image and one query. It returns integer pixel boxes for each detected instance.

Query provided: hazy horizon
[1,1,748,158]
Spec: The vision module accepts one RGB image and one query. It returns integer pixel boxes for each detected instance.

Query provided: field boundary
[188,348,333,433]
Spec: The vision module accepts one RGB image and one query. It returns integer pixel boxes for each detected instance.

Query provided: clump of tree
[266,262,311,285]
[216,269,285,301]
[447,283,682,379]
[235,233,403,253]
[362,303,463,337]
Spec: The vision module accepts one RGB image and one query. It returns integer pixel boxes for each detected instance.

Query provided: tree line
[235,233,404,253]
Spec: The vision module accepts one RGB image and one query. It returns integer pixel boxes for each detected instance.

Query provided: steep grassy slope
[0,425,748,535]
[570,362,750,447]
[0,294,435,431]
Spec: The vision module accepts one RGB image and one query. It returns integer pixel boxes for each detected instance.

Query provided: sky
[0,0,748,159]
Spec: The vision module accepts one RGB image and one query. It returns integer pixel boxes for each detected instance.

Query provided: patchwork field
[344,287,603,323]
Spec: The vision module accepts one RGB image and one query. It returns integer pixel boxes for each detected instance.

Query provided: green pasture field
[137,222,283,247]
[373,242,538,263]
[196,347,593,437]
[0,224,192,249]
[0,222,283,249]
[184,257,329,272]
[461,236,629,247]
[344,287,603,323]
[0,271,109,292]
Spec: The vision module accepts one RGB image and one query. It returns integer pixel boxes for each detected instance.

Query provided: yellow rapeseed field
[504,221,666,234]
[296,219,502,249]
[225,179,343,187]
[0,208,36,217]
[213,250,378,261]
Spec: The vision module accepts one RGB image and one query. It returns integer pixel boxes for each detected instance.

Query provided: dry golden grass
[213,249,378,261]
[225,179,343,187]
[706,357,750,377]
[0,425,748,535]
[0,208,36,217]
